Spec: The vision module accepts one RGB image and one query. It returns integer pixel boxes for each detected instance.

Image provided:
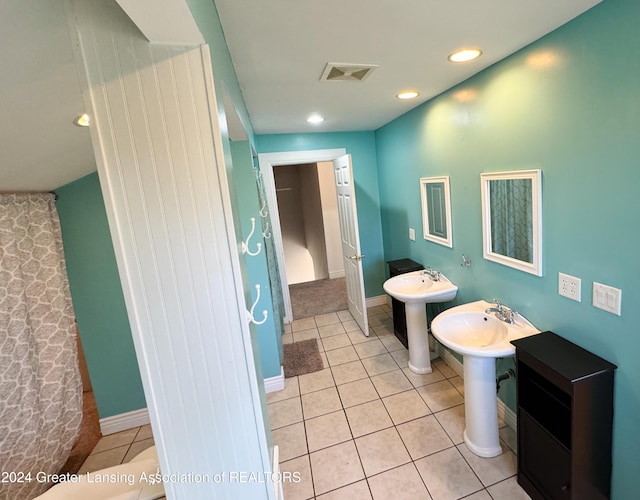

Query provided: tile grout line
[299,310,393,497]
[279,308,522,499]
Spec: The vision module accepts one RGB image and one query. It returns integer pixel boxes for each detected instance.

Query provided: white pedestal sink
[383,270,457,374]
[431,300,539,457]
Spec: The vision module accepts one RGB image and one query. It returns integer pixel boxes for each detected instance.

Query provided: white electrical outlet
[558,272,581,302]
[592,282,622,316]
[409,228,416,241]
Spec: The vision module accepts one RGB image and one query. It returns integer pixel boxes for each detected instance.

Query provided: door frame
[259,148,349,324]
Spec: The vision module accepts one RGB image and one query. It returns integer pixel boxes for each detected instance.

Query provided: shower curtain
[255,165,285,359]
[0,193,82,500]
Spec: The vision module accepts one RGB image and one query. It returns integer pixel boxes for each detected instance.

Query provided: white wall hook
[247,284,268,325]
[259,201,268,218]
[241,217,262,256]
[263,220,271,239]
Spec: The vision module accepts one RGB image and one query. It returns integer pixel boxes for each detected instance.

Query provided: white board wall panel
[67,1,273,498]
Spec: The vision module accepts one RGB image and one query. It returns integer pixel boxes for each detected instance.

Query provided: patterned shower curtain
[0,193,82,500]
[255,166,285,359]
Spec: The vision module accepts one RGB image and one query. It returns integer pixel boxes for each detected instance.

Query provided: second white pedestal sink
[383,270,458,374]
[431,300,539,457]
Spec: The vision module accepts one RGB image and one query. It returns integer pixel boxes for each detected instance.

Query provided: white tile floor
[271,305,532,500]
[78,424,155,474]
[81,305,531,499]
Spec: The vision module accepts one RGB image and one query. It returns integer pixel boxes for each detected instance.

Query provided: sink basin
[431,300,539,458]
[383,270,457,374]
[383,270,458,304]
[431,300,538,358]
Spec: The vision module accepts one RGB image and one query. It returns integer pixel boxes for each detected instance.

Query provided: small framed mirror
[481,169,542,276]
[420,176,453,248]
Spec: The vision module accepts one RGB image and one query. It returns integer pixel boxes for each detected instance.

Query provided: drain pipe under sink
[496,368,515,393]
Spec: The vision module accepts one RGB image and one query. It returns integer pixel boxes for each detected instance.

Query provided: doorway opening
[258,149,368,335]
[274,161,346,319]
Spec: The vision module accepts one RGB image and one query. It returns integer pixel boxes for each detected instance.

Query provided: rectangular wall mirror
[420,176,453,248]
[480,169,542,275]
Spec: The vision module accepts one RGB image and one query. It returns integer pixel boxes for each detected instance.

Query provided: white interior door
[258,148,346,324]
[333,154,369,335]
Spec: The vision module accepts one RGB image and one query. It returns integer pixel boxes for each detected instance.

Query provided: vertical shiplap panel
[191,46,275,466]
[67,1,273,498]
[171,46,259,462]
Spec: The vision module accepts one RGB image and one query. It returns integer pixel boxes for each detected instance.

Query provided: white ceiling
[216,0,601,134]
[0,0,601,191]
[0,1,94,192]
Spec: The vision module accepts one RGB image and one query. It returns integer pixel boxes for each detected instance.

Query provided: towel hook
[259,201,268,218]
[241,217,262,256]
[246,284,268,326]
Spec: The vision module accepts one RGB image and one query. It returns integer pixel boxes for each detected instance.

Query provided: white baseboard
[329,270,345,279]
[264,366,285,394]
[497,391,517,431]
[434,343,517,431]
[366,295,388,308]
[272,445,284,499]
[100,408,150,435]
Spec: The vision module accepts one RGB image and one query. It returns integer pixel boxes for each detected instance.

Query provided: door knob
[349,254,365,261]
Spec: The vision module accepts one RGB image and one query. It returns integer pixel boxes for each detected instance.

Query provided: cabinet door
[519,411,571,499]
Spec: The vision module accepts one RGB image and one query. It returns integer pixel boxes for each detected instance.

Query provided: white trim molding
[434,343,517,431]
[272,445,284,500]
[100,408,150,436]
[480,169,542,276]
[258,149,347,324]
[366,294,389,308]
[264,366,285,393]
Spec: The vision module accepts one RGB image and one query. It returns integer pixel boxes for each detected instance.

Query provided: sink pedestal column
[405,302,433,374]
[463,355,502,457]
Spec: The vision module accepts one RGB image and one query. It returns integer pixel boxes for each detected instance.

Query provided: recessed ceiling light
[307,114,324,124]
[448,48,483,63]
[396,90,420,100]
[73,113,90,127]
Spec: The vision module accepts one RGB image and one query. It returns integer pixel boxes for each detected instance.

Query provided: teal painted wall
[231,140,282,378]
[255,132,386,299]
[375,0,639,496]
[187,0,282,384]
[186,0,254,146]
[56,173,146,418]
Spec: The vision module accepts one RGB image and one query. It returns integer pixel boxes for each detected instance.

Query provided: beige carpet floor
[289,277,347,319]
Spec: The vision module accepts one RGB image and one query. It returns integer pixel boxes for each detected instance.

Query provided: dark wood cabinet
[511,332,616,500]
[386,259,423,348]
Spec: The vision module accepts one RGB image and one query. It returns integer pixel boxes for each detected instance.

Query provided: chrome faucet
[485,299,518,324]
[422,267,441,282]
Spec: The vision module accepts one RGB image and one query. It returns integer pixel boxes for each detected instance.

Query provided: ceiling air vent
[320,62,378,82]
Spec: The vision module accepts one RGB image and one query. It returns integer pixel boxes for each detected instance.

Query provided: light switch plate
[592,282,622,316]
[409,228,416,241]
